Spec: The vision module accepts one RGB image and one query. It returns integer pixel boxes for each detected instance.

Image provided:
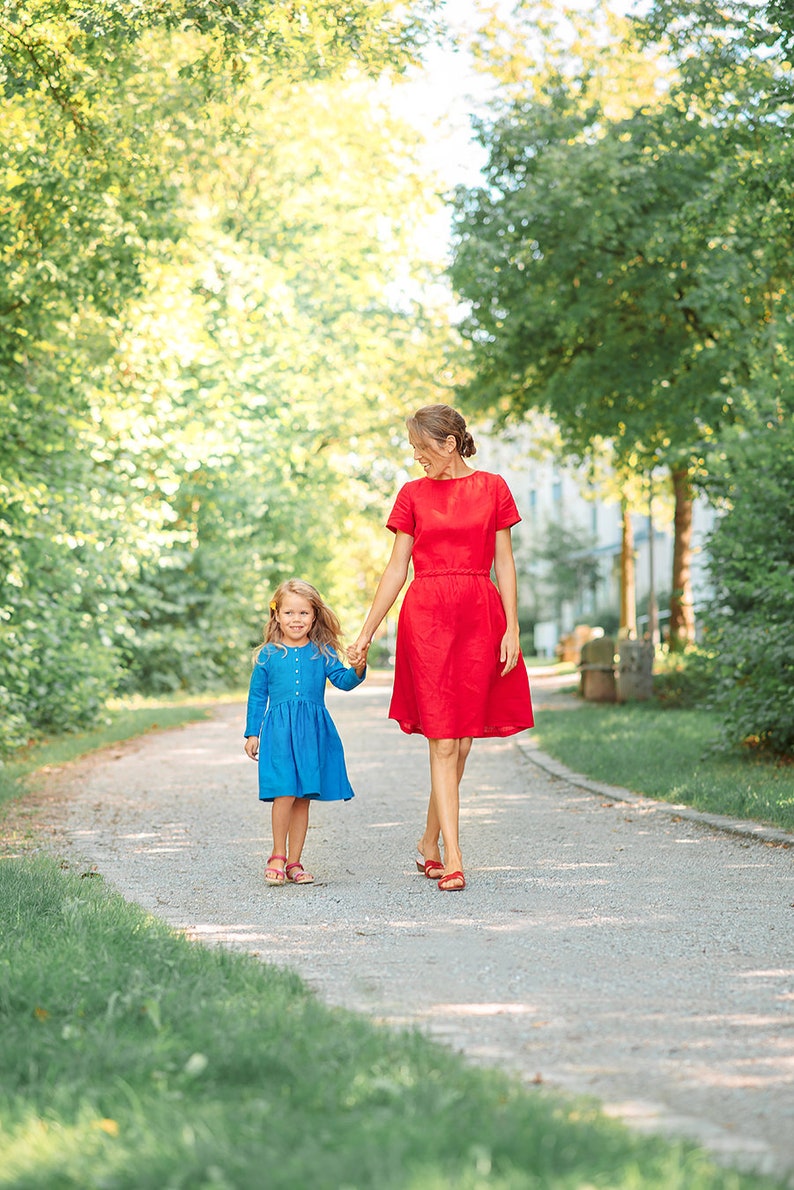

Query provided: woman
[349,404,533,891]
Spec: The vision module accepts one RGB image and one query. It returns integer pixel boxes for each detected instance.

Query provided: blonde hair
[406,404,477,459]
[253,578,343,662]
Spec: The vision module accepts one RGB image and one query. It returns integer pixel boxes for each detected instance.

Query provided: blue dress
[244,643,365,802]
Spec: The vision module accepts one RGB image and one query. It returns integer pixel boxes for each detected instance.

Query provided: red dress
[386,470,534,739]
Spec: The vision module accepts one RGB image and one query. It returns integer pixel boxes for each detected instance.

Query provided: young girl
[244,578,366,886]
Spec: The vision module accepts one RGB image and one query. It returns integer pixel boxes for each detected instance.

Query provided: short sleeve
[386,483,416,536]
[495,475,521,530]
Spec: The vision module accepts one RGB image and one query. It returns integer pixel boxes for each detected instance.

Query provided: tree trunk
[668,464,696,651]
[619,497,637,639]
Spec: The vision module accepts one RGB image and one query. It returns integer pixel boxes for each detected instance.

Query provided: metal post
[647,482,660,646]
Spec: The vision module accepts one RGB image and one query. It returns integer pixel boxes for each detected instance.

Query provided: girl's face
[409,430,457,480]
[276,593,315,646]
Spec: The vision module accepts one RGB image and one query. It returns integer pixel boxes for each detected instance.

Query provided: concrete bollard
[579,637,617,702]
[615,639,655,702]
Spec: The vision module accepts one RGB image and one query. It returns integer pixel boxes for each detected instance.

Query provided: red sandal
[285,862,314,885]
[415,855,444,879]
[438,870,466,892]
[264,854,287,885]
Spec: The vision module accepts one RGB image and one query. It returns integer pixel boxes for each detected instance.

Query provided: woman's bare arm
[349,531,413,663]
[494,527,521,675]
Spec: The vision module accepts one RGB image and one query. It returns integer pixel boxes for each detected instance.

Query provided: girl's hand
[244,736,259,760]
[499,627,520,676]
[347,637,370,671]
[352,656,367,678]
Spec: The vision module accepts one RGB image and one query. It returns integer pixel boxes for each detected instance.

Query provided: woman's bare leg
[426,738,470,883]
[419,737,472,864]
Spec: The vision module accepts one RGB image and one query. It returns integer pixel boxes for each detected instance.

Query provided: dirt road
[21,677,794,1184]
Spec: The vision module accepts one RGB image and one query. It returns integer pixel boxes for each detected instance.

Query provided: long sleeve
[244,657,270,736]
[325,653,366,692]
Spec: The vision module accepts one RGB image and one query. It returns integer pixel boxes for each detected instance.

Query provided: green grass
[0,857,784,1190]
[533,700,794,833]
[0,698,216,811]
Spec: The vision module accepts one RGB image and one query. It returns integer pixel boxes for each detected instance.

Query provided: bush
[0,685,29,754]
[703,412,794,757]
[712,619,794,756]
[120,625,249,694]
[364,638,394,668]
[0,597,121,753]
[25,635,122,735]
[653,648,716,709]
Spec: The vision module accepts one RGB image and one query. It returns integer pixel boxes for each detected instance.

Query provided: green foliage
[0,1,455,748]
[0,856,782,1188]
[702,412,794,757]
[450,42,790,471]
[449,1,794,656]
[520,516,602,626]
[653,647,717,710]
[450,30,758,465]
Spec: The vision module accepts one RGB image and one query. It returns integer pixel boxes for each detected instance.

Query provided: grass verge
[532,699,794,833]
[0,856,785,1190]
[0,699,216,812]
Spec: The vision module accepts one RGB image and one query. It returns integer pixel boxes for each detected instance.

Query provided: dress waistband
[414,568,490,578]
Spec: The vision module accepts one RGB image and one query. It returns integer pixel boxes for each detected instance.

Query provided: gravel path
[20,677,794,1185]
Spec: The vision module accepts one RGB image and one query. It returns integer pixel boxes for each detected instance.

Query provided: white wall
[474,427,714,644]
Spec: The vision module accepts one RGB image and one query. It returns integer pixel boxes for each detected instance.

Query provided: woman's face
[409,430,457,480]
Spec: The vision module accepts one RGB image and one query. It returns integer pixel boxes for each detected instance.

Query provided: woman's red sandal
[415,856,444,879]
[438,870,466,891]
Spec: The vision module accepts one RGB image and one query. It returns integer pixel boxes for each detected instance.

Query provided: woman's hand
[499,626,520,676]
[244,736,259,760]
[347,637,370,672]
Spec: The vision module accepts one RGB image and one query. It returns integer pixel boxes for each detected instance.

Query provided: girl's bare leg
[269,797,294,876]
[286,798,310,868]
[418,737,472,864]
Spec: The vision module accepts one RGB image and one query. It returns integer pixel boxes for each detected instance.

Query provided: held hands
[244,736,259,760]
[500,627,520,676]
[347,635,370,675]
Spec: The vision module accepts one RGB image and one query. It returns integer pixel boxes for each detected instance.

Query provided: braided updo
[406,404,477,458]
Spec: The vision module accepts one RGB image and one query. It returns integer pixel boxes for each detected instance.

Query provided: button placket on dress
[294,649,301,696]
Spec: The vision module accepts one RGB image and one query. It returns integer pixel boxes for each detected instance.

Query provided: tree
[448,1,793,650]
[0,0,448,745]
[108,72,458,691]
[529,517,601,627]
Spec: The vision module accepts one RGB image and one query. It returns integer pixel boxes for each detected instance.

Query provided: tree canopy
[448,0,794,651]
[0,0,454,749]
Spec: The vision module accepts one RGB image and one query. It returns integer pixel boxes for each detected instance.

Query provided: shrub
[653,648,717,710]
[0,596,121,752]
[703,412,794,757]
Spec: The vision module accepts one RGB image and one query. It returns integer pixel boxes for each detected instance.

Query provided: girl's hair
[253,578,343,662]
[406,404,477,459]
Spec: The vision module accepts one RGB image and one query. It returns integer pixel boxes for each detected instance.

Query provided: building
[475,428,714,657]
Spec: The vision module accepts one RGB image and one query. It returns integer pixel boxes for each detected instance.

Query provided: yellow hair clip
[269,600,277,612]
